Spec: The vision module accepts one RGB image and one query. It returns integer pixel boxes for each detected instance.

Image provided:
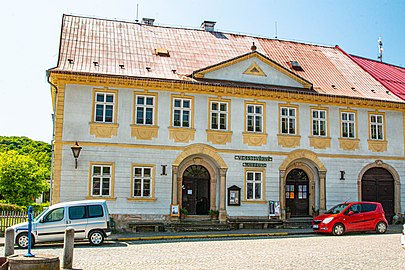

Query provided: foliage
[208,209,219,216]
[0,202,25,212]
[180,207,188,216]
[0,150,49,206]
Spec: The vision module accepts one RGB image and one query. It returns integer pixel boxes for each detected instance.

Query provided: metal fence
[0,210,30,233]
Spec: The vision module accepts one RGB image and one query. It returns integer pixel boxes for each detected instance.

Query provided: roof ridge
[350,54,405,70]
[63,13,336,49]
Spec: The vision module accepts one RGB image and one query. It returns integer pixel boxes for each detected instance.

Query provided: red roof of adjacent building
[49,15,403,103]
[349,55,405,100]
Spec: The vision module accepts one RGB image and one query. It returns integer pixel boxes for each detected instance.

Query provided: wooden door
[182,165,210,215]
[362,168,394,223]
[286,169,309,217]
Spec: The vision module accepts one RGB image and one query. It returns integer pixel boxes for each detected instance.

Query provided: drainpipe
[46,70,58,205]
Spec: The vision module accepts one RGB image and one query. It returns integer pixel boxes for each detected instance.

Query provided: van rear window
[88,205,103,218]
[69,206,86,220]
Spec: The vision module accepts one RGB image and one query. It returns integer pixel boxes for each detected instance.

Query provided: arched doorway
[362,167,394,223]
[286,169,309,217]
[182,165,210,215]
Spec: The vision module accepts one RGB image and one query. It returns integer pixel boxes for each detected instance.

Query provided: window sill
[89,122,119,138]
[127,197,157,202]
[277,134,301,148]
[241,200,267,204]
[338,138,360,151]
[168,127,196,143]
[131,125,159,140]
[242,132,267,146]
[85,196,117,201]
[367,139,387,152]
[206,130,232,144]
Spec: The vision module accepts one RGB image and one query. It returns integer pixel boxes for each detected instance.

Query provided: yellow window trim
[244,100,266,133]
[170,94,195,128]
[207,97,231,131]
[310,106,330,137]
[130,163,156,200]
[88,162,115,199]
[91,88,119,124]
[278,103,300,135]
[368,111,386,141]
[339,108,358,139]
[132,91,159,126]
[243,167,266,202]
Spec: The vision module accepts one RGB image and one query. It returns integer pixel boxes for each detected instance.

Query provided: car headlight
[322,217,334,224]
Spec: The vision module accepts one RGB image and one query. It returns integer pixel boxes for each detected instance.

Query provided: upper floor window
[133,166,153,198]
[136,95,155,125]
[281,107,296,135]
[312,109,327,137]
[210,101,228,130]
[173,98,191,127]
[246,104,263,132]
[341,111,356,138]
[91,164,112,197]
[370,114,384,140]
[95,92,115,123]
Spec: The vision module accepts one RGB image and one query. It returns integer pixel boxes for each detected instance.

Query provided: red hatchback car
[312,202,388,236]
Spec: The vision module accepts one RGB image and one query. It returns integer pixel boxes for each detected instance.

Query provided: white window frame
[312,109,327,137]
[210,101,228,130]
[341,112,356,138]
[133,167,153,198]
[135,95,155,125]
[281,107,296,135]
[94,92,115,123]
[246,104,263,132]
[173,98,192,128]
[246,171,262,200]
[91,165,112,197]
[370,114,384,140]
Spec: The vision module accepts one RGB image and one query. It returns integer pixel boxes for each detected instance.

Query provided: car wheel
[89,230,104,245]
[376,222,387,234]
[332,223,345,236]
[16,232,35,249]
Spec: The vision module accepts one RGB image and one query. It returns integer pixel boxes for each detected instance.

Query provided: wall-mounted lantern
[340,170,345,180]
[71,141,82,169]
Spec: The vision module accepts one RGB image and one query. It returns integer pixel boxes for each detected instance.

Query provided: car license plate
[313,225,319,229]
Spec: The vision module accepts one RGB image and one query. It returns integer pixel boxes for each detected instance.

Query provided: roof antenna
[135,3,139,22]
[378,36,383,62]
[275,21,278,39]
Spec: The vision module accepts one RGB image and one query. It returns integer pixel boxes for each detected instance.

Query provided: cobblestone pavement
[2,234,405,269]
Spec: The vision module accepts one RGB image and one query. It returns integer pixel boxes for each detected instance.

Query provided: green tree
[0,150,49,206]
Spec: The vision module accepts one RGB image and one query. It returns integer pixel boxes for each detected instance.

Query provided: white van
[11,200,112,248]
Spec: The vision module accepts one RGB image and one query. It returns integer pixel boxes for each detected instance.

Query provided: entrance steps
[283,216,313,229]
[167,216,232,232]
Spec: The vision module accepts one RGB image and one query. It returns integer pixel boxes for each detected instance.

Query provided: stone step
[283,216,313,229]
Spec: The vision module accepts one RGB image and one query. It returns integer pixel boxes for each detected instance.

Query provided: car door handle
[66,221,71,224]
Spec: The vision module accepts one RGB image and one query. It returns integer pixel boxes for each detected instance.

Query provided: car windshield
[325,203,349,214]
[34,208,49,222]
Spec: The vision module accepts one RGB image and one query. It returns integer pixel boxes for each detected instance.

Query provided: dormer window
[154,48,170,57]
[289,61,303,71]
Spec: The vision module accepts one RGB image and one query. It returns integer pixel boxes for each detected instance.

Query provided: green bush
[0,202,25,212]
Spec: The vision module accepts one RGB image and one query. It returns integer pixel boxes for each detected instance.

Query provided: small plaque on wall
[228,185,241,206]
[170,204,180,217]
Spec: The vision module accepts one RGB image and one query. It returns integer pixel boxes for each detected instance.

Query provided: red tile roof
[349,55,405,100]
[50,15,403,103]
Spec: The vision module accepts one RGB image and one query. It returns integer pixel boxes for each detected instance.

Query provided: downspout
[46,70,58,205]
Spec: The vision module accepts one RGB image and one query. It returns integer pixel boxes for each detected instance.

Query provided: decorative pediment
[193,51,312,89]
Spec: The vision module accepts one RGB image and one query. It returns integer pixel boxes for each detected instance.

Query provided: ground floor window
[131,164,155,199]
[245,170,263,200]
[89,163,114,197]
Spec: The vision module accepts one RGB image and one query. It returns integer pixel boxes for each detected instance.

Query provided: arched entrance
[286,169,309,217]
[362,167,395,223]
[182,165,210,215]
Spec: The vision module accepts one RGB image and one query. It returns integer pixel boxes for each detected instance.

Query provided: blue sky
[1,0,404,143]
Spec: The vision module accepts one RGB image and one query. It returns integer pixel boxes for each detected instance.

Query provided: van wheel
[89,230,104,245]
[332,223,345,236]
[16,232,35,249]
[376,222,387,234]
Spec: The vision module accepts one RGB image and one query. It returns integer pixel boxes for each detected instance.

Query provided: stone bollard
[62,227,74,270]
[5,227,15,257]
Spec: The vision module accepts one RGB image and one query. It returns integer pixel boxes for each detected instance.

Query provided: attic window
[289,61,303,71]
[154,48,170,57]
